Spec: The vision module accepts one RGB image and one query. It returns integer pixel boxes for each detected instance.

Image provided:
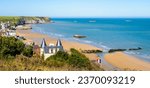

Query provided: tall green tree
[0,37,25,59]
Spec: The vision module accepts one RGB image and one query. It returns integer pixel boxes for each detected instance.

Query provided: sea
[32,18,150,62]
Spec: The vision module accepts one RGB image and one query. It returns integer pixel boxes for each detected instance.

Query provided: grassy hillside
[20,16,50,22]
[0,16,20,26]
[0,16,50,26]
[0,37,103,71]
[0,54,103,71]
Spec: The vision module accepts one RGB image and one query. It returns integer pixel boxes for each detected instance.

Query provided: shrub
[46,48,93,70]
[0,37,25,59]
[67,48,92,69]
[47,51,69,61]
[22,45,33,57]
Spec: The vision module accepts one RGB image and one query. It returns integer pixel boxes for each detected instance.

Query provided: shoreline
[16,29,150,71]
[16,29,101,61]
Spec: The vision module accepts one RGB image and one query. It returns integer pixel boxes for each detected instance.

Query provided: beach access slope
[105,52,150,71]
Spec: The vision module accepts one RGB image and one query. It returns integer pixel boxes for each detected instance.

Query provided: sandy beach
[16,29,150,71]
[104,52,150,71]
[16,30,100,61]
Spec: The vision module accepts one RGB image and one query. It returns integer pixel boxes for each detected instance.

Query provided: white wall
[44,53,54,60]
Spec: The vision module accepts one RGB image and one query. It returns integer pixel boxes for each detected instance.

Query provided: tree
[0,37,25,59]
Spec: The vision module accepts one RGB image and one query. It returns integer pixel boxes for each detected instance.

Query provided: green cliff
[0,16,50,26]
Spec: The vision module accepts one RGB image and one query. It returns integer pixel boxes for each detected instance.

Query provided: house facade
[0,21,16,37]
[40,39,64,60]
[0,30,16,37]
[0,21,10,30]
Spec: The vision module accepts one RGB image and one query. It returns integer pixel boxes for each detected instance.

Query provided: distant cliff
[19,16,50,24]
[0,16,50,26]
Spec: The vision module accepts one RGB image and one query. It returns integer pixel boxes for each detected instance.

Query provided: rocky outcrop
[129,47,142,51]
[18,17,50,25]
[81,49,103,53]
[108,49,127,53]
[0,16,50,26]
[108,47,142,53]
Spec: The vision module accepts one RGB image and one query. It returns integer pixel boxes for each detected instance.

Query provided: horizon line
[0,15,150,18]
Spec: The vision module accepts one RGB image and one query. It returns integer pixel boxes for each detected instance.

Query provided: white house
[40,39,64,60]
[0,30,16,37]
[0,21,10,30]
[7,30,16,36]
[0,22,16,37]
[0,22,6,30]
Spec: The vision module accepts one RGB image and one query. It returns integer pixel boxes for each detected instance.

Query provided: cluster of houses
[0,18,47,35]
[0,21,16,37]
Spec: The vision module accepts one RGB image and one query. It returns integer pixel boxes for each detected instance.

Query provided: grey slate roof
[41,38,47,48]
[56,39,62,46]
[41,39,64,54]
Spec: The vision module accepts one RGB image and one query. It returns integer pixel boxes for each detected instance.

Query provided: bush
[46,48,93,70]
[0,49,103,71]
[22,45,33,57]
[47,51,69,61]
[67,48,92,69]
[0,37,25,59]
[0,37,34,58]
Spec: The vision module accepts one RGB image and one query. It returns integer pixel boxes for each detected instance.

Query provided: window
[51,49,53,53]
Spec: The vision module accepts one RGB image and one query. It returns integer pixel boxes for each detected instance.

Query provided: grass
[0,52,104,71]
[0,35,103,71]
[0,16,50,26]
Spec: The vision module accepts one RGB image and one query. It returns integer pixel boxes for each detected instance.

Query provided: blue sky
[0,0,150,18]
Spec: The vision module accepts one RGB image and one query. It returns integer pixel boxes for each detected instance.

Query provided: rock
[129,47,142,51]
[108,49,127,53]
[73,35,86,38]
[82,49,103,53]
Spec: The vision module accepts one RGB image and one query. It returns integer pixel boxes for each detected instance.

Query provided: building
[40,39,64,60]
[0,22,16,37]
[0,22,6,30]
[0,30,16,37]
[33,45,40,56]
[0,32,6,36]
[0,21,10,30]
[7,30,16,36]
